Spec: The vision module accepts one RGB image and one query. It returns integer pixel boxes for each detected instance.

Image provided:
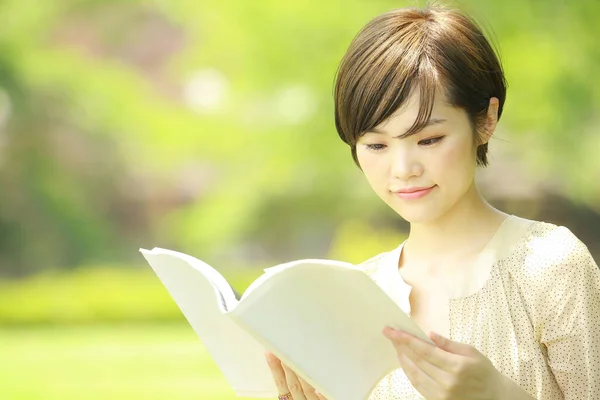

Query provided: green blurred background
[0,0,598,399]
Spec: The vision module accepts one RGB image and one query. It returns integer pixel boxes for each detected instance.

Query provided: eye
[418,136,444,146]
[365,143,387,152]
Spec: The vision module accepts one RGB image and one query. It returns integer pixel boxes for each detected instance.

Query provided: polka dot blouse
[360,215,600,400]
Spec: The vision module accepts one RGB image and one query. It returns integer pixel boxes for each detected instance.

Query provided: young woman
[266,4,600,400]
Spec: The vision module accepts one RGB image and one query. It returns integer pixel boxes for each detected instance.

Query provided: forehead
[370,88,456,134]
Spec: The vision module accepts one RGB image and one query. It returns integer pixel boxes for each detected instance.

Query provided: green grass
[0,323,258,400]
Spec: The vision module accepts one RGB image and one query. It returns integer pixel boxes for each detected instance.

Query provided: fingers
[384,328,455,372]
[430,331,477,357]
[282,363,307,400]
[265,352,324,399]
[265,352,290,397]
[298,376,321,400]
[398,336,453,386]
[398,350,444,400]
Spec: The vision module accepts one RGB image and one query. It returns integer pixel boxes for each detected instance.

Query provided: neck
[403,182,508,265]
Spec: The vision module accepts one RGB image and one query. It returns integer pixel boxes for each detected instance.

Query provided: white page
[229,261,429,400]
[140,248,278,397]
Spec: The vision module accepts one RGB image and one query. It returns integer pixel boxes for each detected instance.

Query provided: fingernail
[383,327,402,339]
[431,331,446,341]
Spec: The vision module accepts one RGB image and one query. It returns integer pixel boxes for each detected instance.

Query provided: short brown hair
[334,3,506,167]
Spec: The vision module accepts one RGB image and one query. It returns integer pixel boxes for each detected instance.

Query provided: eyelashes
[418,136,444,146]
[363,136,445,152]
[365,143,386,151]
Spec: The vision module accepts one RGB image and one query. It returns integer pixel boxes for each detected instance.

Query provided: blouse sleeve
[527,227,600,399]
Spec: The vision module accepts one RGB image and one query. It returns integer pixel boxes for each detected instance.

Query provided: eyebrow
[367,118,447,139]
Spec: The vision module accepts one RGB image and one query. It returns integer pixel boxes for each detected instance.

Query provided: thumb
[430,331,476,356]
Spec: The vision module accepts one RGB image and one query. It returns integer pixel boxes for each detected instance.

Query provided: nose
[390,146,423,180]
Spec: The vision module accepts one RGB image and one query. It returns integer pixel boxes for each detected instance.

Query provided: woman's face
[356,90,480,224]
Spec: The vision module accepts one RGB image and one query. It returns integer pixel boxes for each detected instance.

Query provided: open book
[140,247,428,400]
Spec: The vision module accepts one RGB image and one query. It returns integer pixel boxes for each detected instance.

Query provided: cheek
[437,136,477,173]
[357,152,387,188]
[440,144,462,168]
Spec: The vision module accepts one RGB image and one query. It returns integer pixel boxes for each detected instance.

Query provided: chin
[388,202,450,225]
[396,210,441,224]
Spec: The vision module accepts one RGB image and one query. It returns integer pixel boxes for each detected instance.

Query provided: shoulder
[355,246,401,280]
[507,219,600,345]
[519,219,589,262]
[507,218,598,291]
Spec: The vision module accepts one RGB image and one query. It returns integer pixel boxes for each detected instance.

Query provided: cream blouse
[361,215,600,400]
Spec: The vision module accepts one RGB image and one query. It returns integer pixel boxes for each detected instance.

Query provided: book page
[140,248,278,398]
[240,259,354,302]
[229,261,428,400]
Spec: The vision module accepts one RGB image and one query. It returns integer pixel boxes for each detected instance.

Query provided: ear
[479,97,499,145]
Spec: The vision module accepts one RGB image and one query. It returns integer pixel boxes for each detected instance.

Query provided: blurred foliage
[0,0,598,277]
[328,219,407,264]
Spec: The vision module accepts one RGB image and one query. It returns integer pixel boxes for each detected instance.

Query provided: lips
[392,185,436,200]
[396,186,434,193]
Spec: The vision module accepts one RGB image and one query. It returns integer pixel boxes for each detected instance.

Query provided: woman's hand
[265,351,327,400]
[383,328,507,400]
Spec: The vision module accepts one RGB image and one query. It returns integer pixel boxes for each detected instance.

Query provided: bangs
[334,13,441,146]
